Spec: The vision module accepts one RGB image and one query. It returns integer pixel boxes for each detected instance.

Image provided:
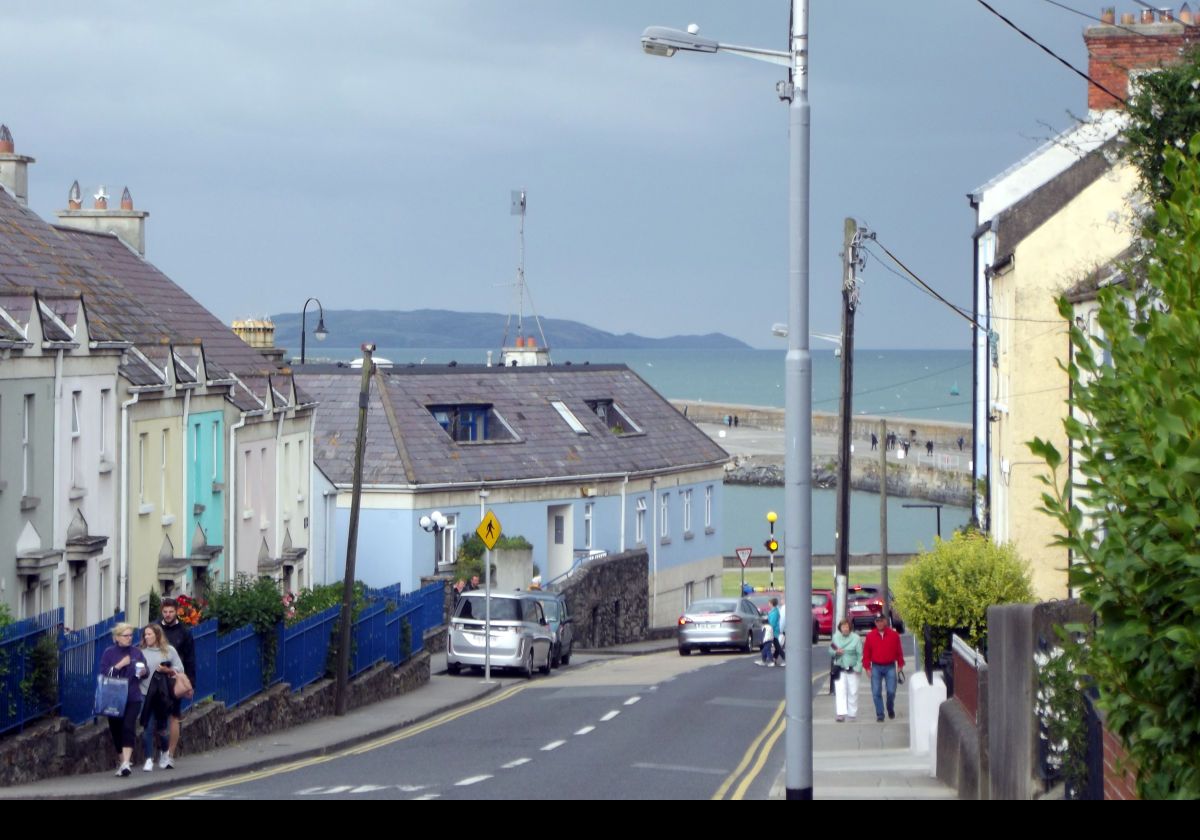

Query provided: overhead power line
[975,0,1128,105]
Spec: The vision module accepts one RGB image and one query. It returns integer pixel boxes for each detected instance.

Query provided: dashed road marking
[600,710,620,722]
[502,758,532,769]
[624,696,641,706]
[541,740,566,751]
[414,793,441,800]
[455,775,493,787]
[574,725,595,736]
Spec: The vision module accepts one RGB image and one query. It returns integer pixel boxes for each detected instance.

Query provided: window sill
[659,537,671,546]
[161,514,176,527]
[69,486,87,501]
[138,503,154,516]
[242,509,254,521]
[21,495,40,512]
[683,531,694,541]
[98,460,114,475]
[705,526,716,536]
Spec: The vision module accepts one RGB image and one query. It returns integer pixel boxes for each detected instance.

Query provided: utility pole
[335,343,374,716]
[879,419,889,623]
[833,217,860,624]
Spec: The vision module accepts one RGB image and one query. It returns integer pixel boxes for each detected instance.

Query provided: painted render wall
[186,406,225,590]
[233,417,278,579]
[0,369,54,618]
[989,160,1138,599]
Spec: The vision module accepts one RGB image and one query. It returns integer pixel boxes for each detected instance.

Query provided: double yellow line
[711,700,787,800]
[150,683,529,800]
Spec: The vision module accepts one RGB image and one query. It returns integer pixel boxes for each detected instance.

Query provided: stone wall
[555,549,649,648]
[0,652,430,787]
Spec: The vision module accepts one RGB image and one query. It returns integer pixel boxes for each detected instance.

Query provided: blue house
[299,363,729,627]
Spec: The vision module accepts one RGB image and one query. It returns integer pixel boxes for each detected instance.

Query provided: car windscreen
[454,597,521,621]
[539,600,560,620]
[811,594,829,607]
[687,600,737,614]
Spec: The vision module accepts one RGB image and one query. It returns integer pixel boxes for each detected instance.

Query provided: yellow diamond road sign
[477,511,502,550]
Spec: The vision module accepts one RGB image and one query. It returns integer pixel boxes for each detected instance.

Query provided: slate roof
[0,189,286,402]
[300,364,729,488]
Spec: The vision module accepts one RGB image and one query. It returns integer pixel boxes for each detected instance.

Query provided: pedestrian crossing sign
[477,511,503,550]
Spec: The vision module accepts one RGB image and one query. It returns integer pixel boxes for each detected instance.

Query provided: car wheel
[523,648,535,679]
[447,661,461,676]
[678,646,690,656]
[539,646,553,675]
[550,642,561,669]
[812,620,819,646]
[561,645,571,666]
[893,616,905,634]
[744,631,754,653]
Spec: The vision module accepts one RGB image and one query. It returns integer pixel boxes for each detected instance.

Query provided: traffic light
[764,537,779,553]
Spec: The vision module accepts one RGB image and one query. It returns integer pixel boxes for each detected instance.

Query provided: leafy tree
[1031,137,1200,800]
[1123,46,1200,207]
[893,531,1033,652]
[454,533,534,582]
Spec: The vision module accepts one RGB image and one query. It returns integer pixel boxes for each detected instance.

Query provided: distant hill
[269,309,749,350]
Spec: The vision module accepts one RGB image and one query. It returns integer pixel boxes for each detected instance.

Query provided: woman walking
[830,619,863,722]
[97,623,148,776]
[138,624,183,772]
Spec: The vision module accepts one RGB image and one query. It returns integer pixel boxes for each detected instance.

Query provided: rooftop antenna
[499,189,551,365]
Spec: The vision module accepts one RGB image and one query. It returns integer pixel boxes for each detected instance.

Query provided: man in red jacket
[862,614,905,722]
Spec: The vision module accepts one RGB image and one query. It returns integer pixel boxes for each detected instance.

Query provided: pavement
[1,637,955,800]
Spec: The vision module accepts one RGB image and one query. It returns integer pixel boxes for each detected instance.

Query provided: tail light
[678,616,692,626]
[723,615,743,624]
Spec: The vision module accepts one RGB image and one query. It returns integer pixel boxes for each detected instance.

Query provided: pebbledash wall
[328,469,725,628]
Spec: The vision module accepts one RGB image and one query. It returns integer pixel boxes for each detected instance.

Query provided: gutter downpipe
[619,474,628,553]
[228,412,249,578]
[275,408,286,581]
[119,391,140,613]
[650,476,658,626]
[308,409,316,590]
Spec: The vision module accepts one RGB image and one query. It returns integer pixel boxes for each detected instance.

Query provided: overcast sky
[6,1,1103,349]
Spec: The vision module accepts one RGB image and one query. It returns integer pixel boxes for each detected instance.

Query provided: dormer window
[586,399,642,436]
[428,404,517,443]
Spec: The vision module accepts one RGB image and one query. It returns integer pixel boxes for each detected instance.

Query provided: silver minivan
[446,592,554,678]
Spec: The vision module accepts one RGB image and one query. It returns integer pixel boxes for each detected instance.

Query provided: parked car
[527,590,574,668]
[846,584,904,632]
[446,591,554,678]
[677,597,765,656]
[811,589,834,638]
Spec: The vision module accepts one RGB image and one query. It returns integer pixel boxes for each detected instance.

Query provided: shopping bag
[94,671,128,718]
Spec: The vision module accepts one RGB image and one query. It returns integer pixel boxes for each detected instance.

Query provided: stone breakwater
[725,454,971,507]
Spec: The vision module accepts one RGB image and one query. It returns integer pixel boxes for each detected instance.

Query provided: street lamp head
[766,511,778,523]
[419,515,432,531]
[641,26,719,57]
[314,317,328,342]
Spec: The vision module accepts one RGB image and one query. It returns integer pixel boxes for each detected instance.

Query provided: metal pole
[335,343,374,715]
[880,420,889,627]
[783,0,813,801]
[481,489,494,684]
[834,217,856,624]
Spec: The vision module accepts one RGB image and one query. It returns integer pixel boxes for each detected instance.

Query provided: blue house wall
[186,409,224,586]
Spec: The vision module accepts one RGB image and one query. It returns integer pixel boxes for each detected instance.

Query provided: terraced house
[0,126,316,624]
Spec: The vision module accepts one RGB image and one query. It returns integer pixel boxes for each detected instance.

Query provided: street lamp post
[419,510,449,568]
[642,1,813,800]
[902,503,943,539]
[299,297,329,365]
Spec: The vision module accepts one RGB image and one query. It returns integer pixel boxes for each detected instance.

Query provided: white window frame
[705,485,714,529]
[683,489,693,534]
[99,389,110,458]
[160,429,169,514]
[584,502,594,549]
[212,421,219,481]
[438,514,458,570]
[660,492,670,539]
[138,432,147,506]
[70,391,81,487]
[550,400,589,435]
[22,394,33,495]
[635,497,647,545]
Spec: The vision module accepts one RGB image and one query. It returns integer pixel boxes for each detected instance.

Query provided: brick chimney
[0,125,36,206]
[1085,5,1200,111]
[56,183,150,256]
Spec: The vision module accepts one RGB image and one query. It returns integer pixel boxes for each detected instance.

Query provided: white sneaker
[767,662,777,668]
[116,762,132,777]
[143,759,154,772]
[754,660,765,666]
[161,753,175,769]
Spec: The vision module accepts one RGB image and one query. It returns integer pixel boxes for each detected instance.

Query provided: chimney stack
[1084,6,1200,112]
[56,182,150,256]
[0,124,36,207]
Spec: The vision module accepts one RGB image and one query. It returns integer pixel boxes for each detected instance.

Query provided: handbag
[830,662,842,678]
[94,669,128,718]
[172,671,194,700]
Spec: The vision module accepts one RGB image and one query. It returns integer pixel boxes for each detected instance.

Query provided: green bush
[287,582,369,626]
[0,602,13,630]
[893,531,1034,651]
[148,589,161,623]
[20,633,58,711]
[204,575,287,684]
[454,533,532,582]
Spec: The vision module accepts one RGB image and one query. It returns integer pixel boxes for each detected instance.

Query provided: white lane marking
[541,740,567,751]
[295,787,326,796]
[575,725,596,736]
[600,710,620,722]
[414,793,441,800]
[324,785,353,794]
[455,775,493,787]
[349,784,390,794]
[624,696,641,706]
[502,758,532,769]
[397,784,429,792]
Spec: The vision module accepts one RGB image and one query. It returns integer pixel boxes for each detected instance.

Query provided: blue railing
[59,612,124,725]
[0,609,63,735]
[2,578,449,735]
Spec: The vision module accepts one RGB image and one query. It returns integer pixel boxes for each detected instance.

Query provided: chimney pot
[0,125,13,154]
[527,336,537,349]
[1141,8,1156,22]
[68,180,82,210]
[120,187,133,211]
[93,185,109,210]
[1160,8,1174,22]
[1182,3,1194,24]
[1121,12,1136,23]
[1100,6,1115,24]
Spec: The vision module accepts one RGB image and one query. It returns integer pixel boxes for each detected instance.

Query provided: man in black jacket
[159,598,195,769]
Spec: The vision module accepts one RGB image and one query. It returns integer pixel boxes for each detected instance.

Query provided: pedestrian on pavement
[767,598,785,666]
[452,578,466,604]
[159,597,195,769]
[870,432,878,451]
[926,440,934,456]
[97,623,148,777]
[138,624,183,772]
[862,614,905,722]
[757,622,776,667]
[830,619,863,722]
[465,574,481,592]
[957,435,964,451]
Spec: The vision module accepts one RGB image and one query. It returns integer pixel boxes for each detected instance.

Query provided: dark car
[747,591,820,645]
[846,584,904,632]
[527,590,574,668]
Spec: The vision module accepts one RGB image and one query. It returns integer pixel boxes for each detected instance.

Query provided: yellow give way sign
[476,511,502,550]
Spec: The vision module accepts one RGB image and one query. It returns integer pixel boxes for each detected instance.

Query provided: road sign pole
[476,507,503,685]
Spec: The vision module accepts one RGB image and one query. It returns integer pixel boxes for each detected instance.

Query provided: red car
[846,583,904,632]
[747,591,819,645]
[811,589,834,637]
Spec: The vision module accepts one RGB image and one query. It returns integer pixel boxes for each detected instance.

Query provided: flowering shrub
[174,594,204,627]
[1035,629,1092,798]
